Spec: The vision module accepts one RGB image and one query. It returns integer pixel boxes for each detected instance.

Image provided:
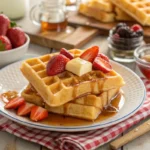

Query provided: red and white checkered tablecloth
[0,78,150,150]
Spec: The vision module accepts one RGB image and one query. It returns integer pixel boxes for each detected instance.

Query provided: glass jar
[134,44,150,80]
[0,0,29,20]
[30,0,68,32]
[108,28,144,63]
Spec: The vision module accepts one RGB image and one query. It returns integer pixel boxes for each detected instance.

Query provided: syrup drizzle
[1,91,18,103]
[40,92,125,126]
[1,90,125,127]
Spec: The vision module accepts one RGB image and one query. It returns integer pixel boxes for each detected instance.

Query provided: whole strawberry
[0,14,10,35]
[7,27,26,48]
[0,35,12,51]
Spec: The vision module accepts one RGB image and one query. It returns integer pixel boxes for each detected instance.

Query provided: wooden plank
[97,141,122,150]
[62,27,99,48]
[0,131,16,150]
[42,147,49,150]
[81,36,109,53]
[28,26,99,50]
[0,131,40,150]
[123,119,150,150]
[111,120,150,149]
[16,12,99,50]
[123,131,150,150]
[16,138,41,150]
[68,12,150,38]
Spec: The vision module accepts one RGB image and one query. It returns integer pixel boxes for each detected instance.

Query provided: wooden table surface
[0,36,150,150]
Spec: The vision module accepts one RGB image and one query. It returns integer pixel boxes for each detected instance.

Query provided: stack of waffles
[21,49,125,120]
[79,0,116,22]
[79,0,133,22]
[79,0,150,25]
[111,0,150,25]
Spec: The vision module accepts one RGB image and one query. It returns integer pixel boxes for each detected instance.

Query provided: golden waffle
[115,7,134,21]
[21,84,44,106]
[46,103,100,120]
[79,3,115,22]
[66,0,76,6]
[21,49,125,107]
[21,84,120,120]
[111,0,150,26]
[88,0,115,12]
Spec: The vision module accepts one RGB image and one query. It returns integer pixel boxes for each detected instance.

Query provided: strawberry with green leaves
[0,35,12,51]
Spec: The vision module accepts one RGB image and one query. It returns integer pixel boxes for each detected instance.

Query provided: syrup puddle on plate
[1,90,125,126]
[40,93,125,126]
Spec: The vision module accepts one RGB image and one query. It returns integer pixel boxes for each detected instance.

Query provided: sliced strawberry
[97,53,110,62]
[80,46,99,62]
[17,102,34,116]
[93,57,112,73]
[47,54,70,76]
[5,97,25,109]
[60,48,74,59]
[30,106,48,121]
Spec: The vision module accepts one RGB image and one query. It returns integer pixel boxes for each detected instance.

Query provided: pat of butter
[65,58,92,76]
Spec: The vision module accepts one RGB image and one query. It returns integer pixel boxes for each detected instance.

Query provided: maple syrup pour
[40,92,125,126]
[1,91,18,103]
[41,19,68,32]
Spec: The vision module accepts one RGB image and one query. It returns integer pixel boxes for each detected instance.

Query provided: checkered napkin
[0,78,150,150]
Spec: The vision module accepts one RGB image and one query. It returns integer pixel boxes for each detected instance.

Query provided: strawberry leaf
[10,21,17,28]
[0,40,5,51]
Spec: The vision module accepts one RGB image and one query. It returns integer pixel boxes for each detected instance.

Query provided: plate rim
[0,60,146,132]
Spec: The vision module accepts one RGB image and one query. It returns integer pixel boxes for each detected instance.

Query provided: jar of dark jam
[108,23,144,63]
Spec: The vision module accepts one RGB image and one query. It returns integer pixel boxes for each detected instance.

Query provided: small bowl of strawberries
[0,14,30,68]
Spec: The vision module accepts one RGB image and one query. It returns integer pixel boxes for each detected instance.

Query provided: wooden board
[68,12,150,42]
[16,14,99,50]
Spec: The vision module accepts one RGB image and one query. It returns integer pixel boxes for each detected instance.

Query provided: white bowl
[0,34,30,68]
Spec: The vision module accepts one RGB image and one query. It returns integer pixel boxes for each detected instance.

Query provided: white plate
[0,60,146,132]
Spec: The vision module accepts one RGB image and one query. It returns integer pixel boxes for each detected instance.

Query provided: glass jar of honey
[30,0,68,32]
